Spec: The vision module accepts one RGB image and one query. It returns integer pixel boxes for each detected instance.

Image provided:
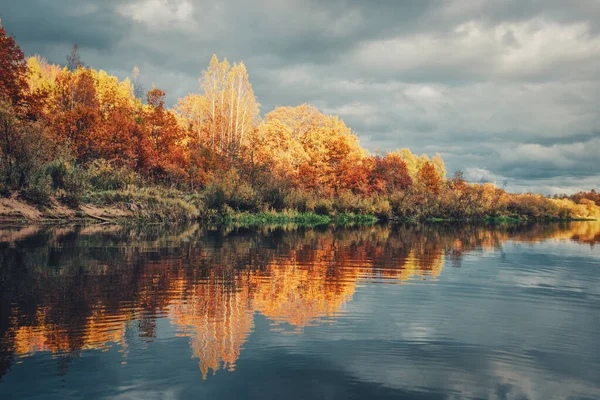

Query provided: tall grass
[84,189,200,222]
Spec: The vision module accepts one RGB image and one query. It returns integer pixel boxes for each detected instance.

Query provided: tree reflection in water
[0,221,598,379]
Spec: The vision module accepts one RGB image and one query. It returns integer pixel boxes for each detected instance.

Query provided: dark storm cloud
[2,0,130,54]
[1,0,599,194]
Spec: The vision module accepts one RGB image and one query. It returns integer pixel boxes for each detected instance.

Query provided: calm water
[0,222,599,400]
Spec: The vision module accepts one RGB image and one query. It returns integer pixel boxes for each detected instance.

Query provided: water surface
[0,222,599,399]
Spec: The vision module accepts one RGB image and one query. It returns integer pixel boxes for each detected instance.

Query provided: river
[0,222,598,399]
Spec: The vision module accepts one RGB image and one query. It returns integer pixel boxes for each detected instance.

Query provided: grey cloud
[0,0,598,193]
[2,0,130,54]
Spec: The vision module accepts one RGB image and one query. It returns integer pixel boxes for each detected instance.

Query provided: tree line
[0,21,598,220]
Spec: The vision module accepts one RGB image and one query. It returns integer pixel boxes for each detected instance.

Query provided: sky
[1,0,599,194]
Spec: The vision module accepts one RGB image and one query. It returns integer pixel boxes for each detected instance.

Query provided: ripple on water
[0,222,599,399]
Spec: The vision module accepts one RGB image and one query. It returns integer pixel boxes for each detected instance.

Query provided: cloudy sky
[2,0,599,194]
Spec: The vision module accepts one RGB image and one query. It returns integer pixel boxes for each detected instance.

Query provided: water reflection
[0,221,598,383]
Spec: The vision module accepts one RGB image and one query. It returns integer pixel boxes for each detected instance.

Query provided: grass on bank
[24,185,600,225]
[84,189,200,222]
[423,215,598,223]
[422,216,523,223]
[223,210,378,226]
[81,189,380,226]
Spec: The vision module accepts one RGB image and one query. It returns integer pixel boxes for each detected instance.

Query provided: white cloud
[352,18,600,81]
[464,167,502,183]
[117,0,194,28]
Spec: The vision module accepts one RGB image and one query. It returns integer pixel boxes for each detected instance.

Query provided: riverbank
[0,193,132,224]
[0,192,379,225]
[1,192,596,226]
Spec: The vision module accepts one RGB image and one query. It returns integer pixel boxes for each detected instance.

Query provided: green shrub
[258,185,288,211]
[44,160,70,190]
[21,172,52,206]
[41,160,88,207]
[226,210,331,226]
[332,191,388,216]
[61,167,87,207]
[389,190,418,219]
[331,213,378,225]
[251,173,291,211]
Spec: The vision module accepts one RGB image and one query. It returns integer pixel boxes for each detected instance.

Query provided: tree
[51,68,100,162]
[132,65,145,100]
[0,23,27,108]
[200,55,228,152]
[257,105,364,195]
[94,70,139,166]
[432,153,446,179]
[450,170,467,192]
[194,55,259,155]
[66,44,84,72]
[0,100,52,188]
[141,86,186,182]
[418,161,442,195]
[372,153,412,195]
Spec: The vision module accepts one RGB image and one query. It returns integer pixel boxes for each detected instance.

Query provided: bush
[60,167,87,207]
[87,159,142,191]
[508,194,559,219]
[334,190,360,213]
[203,168,258,212]
[0,168,10,197]
[315,197,333,215]
[370,196,392,220]
[283,189,317,212]
[40,160,88,207]
[21,172,52,206]
[0,102,56,191]
[0,182,9,197]
[389,190,420,219]
[44,159,70,190]
[247,169,292,211]
[257,183,289,211]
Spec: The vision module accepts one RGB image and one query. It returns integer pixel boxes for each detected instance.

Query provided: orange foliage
[0,24,597,219]
[0,24,27,107]
[256,104,365,195]
[418,161,442,195]
[139,87,187,182]
[369,153,412,195]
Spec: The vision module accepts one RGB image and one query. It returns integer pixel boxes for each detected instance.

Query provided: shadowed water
[0,222,599,399]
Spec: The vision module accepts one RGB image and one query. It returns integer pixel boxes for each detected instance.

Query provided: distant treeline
[0,21,598,221]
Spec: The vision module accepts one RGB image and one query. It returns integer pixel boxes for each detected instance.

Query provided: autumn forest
[1,22,598,222]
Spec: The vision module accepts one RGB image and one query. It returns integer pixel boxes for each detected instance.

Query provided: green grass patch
[224,210,378,226]
[483,215,523,223]
[331,213,378,225]
[426,217,453,222]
